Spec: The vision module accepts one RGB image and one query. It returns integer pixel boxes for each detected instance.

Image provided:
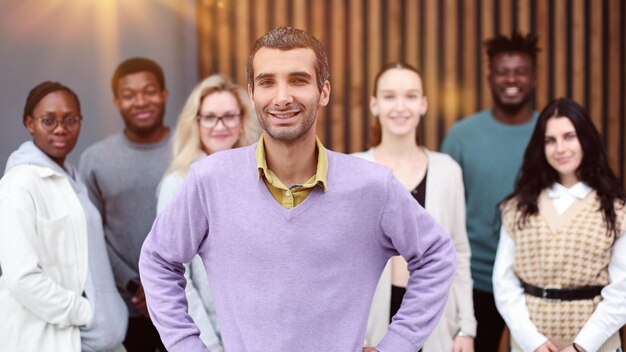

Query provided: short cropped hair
[111,57,166,97]
[23,81,81,126]
[483,32,540,68]
[246,27,329,92]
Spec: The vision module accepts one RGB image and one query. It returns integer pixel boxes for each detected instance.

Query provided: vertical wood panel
[196,0,626,189]
[349,0,365,151]
[197,0,214,76]
[517,0,531,33]
[535,0,549,109]
[423,0,439,149]
[234,0,250,85]
[499,0,513,33]
[292,0,307,29]
[442,0,459,135]
[273,0,288,27]
[554,0,567,98]
[481,0,495,108]
[607,0,621,174]
[329,0,346,152]
[367,0,382,103]
[462,0,478,117]
[572,1,585,104]
[386,0,401,62]
[589,1,603,131]
[404,0,419,67]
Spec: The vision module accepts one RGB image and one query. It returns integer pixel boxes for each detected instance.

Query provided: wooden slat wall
[197,0,626,187]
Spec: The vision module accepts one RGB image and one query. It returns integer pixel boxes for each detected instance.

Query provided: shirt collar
[256,135,328,191]
[548,181,592,200]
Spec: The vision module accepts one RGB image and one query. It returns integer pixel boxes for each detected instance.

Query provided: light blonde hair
[167,74,261,177]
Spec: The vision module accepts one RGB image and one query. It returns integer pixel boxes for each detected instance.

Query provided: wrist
[572,343,586,352]
[456,330,475,339]
[125,279,140,294]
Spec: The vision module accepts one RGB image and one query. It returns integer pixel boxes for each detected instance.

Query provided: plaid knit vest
[502,190,625,351]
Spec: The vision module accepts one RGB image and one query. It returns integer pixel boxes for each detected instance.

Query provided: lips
[133,110,154,120]
[503,87,521,97]
[268,110,300,119]
[51,140,69,148]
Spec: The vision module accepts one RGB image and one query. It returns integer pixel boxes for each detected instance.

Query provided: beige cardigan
[353,148,476,351]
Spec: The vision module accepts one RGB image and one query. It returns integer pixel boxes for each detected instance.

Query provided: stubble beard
[257,107,316,144]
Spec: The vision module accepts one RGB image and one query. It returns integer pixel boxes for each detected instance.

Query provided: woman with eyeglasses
[0,81,127,351]
[154,73,260,351]
[494,98,626,352]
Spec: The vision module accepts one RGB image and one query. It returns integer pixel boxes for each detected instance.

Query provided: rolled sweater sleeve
[375,173,457,352]
[139,169,210,352]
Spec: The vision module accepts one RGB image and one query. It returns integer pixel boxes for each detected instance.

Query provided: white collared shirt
[493,182,626,352]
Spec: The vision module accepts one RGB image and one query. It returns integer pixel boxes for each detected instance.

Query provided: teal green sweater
[441,109,537,292]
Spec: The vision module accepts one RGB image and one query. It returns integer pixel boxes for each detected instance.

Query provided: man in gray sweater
[79,57,170,352]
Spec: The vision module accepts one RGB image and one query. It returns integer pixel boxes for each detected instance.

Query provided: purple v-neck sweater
[139,144,455,352]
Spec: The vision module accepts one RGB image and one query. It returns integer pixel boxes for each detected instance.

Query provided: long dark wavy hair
[504,97,626,238]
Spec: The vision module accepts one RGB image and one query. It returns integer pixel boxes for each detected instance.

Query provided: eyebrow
[254,71,314,81]
[379,89,423,94]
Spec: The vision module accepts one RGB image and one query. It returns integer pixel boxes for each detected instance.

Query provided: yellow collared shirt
[256,135,328,209]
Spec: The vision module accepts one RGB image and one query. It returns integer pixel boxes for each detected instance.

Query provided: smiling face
[26,90,81,167]
[370,68,427,141]
[248,47,330,144]
[114,71,168,140]
[198,91,242,154]
[544,116,583,187]
[488,52,536,113]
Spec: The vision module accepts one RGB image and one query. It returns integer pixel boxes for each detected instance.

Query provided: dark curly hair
[484,32,540,68]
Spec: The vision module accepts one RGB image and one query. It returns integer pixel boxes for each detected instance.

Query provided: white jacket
[0,158,92,351]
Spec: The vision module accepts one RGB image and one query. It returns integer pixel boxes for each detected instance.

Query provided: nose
[213,118,228,131]
[51,121,69,135]
[395,97,407,111]
[274,83,294,107]
[135,93,148,106]
[555,139,566,153]
[505,71,517,84]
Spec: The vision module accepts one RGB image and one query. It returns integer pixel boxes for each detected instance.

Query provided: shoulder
[0,165,58,199]
[327,150,393,191]
[427,150,461,172]
[190,144,255,177]
[350,148,375,162]
[447,110,492,135]
[80,133,122,162]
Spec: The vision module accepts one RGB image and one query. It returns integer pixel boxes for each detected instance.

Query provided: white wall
[0,0,198,167]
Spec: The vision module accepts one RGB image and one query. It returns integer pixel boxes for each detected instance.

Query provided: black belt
[521,281,603,301]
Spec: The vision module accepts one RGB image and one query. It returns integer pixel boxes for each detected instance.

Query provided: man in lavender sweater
[139,27,456,352]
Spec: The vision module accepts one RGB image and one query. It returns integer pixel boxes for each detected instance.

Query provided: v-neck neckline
[538,189,595,233]
[256,174,323,221]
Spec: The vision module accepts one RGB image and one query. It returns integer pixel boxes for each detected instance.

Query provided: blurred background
[1,0,624,187]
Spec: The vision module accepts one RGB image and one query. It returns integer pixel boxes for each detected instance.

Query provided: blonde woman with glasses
[154,74,260,352]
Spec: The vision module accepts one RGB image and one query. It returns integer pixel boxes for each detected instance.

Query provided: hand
[453,335,474,352]
[533,340,558,352]
[362,348,378,352]
[131,283,149,317]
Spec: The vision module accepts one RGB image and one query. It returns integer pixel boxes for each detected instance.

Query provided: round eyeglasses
[196,113,241,129]
[36,115,82,132]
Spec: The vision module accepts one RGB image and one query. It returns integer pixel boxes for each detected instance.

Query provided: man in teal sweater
[441,32,540,352]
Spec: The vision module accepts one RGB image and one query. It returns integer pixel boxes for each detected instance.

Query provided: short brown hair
[246,27,329,92]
